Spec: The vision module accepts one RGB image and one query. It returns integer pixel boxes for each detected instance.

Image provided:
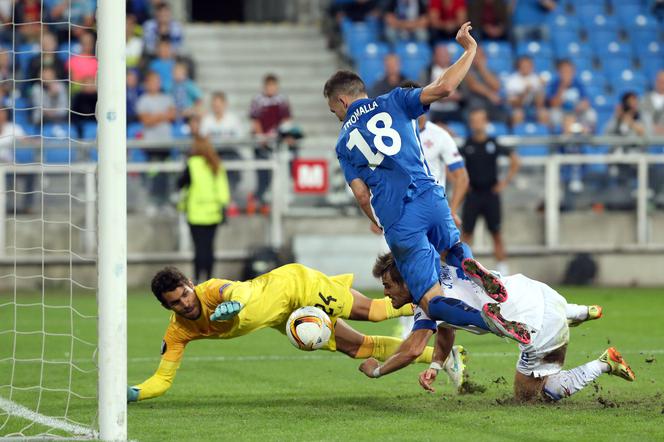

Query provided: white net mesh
[0,0,98,438]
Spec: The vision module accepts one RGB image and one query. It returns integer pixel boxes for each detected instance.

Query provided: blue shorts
[384,186,461,304]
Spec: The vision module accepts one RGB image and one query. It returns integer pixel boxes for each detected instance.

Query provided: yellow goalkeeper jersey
[134,264,354,401]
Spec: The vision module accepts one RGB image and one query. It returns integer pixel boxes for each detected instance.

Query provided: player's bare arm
[349,178,380,227]
[419,22,477,106]
[358,328,433,378]
[447,167,469,227]
[419,326,455,392]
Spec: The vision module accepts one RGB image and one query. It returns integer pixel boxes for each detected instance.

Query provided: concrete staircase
[182,24,342,149]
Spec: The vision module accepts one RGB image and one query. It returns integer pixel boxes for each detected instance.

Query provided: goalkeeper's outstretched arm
[128,359,181,402]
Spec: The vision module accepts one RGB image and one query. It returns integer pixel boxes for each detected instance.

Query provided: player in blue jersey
[323,22,528,348]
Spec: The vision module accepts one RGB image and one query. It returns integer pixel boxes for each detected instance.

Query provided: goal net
[0,0,126,439]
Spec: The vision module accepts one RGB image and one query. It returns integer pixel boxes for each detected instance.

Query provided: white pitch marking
[0,397,97,438]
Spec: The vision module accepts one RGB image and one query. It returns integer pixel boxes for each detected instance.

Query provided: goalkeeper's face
[162,283,202,320]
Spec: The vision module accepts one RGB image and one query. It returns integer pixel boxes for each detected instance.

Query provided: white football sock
[543,360,609,401]
[565,303,589,322]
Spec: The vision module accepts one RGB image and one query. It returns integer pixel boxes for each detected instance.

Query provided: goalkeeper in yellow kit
[127,263,467,402]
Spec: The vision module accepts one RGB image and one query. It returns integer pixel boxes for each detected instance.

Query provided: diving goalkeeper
[127,263,467,402]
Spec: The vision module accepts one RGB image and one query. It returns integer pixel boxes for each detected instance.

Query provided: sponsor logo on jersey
[439,265,453,289]
[486,141,496,154]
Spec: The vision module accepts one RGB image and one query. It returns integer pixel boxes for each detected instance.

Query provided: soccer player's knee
[513,373,544,403]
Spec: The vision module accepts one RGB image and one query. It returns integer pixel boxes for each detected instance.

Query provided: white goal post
[96,0,127,440]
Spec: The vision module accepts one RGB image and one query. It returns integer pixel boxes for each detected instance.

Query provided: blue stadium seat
[612,3,645,21]
[395,42,431,80]
[567,55,593,73]
[128,149,148,162]
[582,14,620,31]
[619,13,659,32]
[14,147,35,164]
[513,123,550,156]
[596,110,614,134]
[641,58,664,83]
[81,122,97,140]
[579,69,607,94]
[438,40,462,62]
[172,122,190,139]
[588,29,621,48]
[127,122,143,139]
[592,93,618,113]
[593,40,632,58]
[44,147,76,164]
[634,40,662,61]
[482,41,512,60]
[574,3,607,18]
[612,69,648,95]
[343,20,380,58]
[512,1,547,25]
[57,42,71,62]
[601,57,634,74]
[486,57,513,77]
[551,32,583,57]
[516,40,553,59]
[445,121,467,138]
[532,55,554,74]
[486,122,509,137]
[582,145,610,174]
[17,43,38,78]
[546,13,581,33]
[357,58,384,88]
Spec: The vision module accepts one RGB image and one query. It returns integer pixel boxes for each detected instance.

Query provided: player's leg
[514,345,567,402]
[542,347,635,401]
[566,304,603,327]
[486,192,509,276]
[332,318,433,364]
[425,186,473,268]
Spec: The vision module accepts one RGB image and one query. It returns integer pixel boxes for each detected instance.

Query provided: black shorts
[462,190,502,234]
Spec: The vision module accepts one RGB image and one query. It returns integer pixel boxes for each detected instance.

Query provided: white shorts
[516,284,570,378]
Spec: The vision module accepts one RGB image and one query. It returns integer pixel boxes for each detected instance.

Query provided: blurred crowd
[330,0,664,142]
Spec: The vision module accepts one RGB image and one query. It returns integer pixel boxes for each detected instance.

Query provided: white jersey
[413,265,546,335]
[419,121,464,185]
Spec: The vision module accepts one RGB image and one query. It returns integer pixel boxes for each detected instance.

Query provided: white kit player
[395,80,469,339]
[366,253,635,402]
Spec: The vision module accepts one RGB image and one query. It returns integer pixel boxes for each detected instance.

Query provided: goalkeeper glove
[210,301,243,321]
[127,386,140,403]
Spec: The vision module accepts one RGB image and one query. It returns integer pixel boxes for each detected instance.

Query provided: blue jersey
[335,87,436,229]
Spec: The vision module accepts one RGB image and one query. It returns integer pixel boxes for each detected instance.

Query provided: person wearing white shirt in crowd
[200,91,246,197]
[393,80,470,339]
[505,55,547,126]
[642,70,664,136]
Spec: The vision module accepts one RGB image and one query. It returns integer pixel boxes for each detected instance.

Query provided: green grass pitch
[1,287,663,440]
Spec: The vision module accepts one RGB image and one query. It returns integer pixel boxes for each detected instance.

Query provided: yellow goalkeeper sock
[355,335,433,364]
[368,298,414,322]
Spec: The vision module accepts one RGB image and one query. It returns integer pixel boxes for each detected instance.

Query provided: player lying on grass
[360,254,635,402]
[324,23,528,343]
[127,263,467,402]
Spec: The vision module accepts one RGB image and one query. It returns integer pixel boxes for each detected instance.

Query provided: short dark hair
[264,73,278,84]
[400,80,421,89]
[151,266,189,308]
[212,91,227,101]
[323,70,366,99]
[372,252,404,286]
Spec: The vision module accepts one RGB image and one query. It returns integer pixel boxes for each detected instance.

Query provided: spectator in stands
[605,92,645,138]
[201,91,245,197]
[149,38,176,92]
[171,61,203,122]
[177,119,230,282]
[249,73,292,212]
[30,67,68,125]
[642,70,664,136]
[143,2,183,56]
[505,55,547,126]
[547,59,596,133]
[71,75,97,135]
[126,69,142,124]
[15,0,41,42]
[137,71,176,141]
[467,0,509,40]
[0,48,12,96]
[427,44,464,123]
[67,30,98,84]
[0,0,11,43]
[464,46,509,123]
[126,14,144,69]
[127,0,153,24]
[370,53,406,97]
[429,0,467,42]
[383,0,429,44]
[137,71,176,205]
[48,0,95,39]
[28,32,65,83]
[460,108,520,276]
[0,107,32,213]
[330,0,379,22]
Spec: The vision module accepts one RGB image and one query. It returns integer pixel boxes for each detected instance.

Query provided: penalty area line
[0,397,97,438]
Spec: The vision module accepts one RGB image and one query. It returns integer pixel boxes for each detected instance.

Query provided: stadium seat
[593,40,632,59]
[482,41,512,61]
[513,123,550,156]
[394,42,431,80]
[551,32,583,58]
[641,58,664,83]
[546,13,581,33]
[127,122,143,139]
[611,69,648,96]
[439,40,462,62]
[567,55,593,73]
[14,146,35,164]
[574,3,607,18]
[81,122,97,140]
[342,20,380,58]
[579,70,607,96]
[633,41,662,61]
[619,13,659,32]
[612,3,645,22]
[486,122,509,137]
[588,29,621,49]
[486,57,514,77]
[532,55,554,75]
[516,41,554,59]
[583,14,620,31]
[357,58,384,88]
[128,149,148,162]
[582,145,611,174]
[601,57,634,75]
[352,42,389,65]
[596,110,614,134]
[512,1,548,25]
[16,43,38,78]
[445,121,467,138]
[592,93,618,113]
